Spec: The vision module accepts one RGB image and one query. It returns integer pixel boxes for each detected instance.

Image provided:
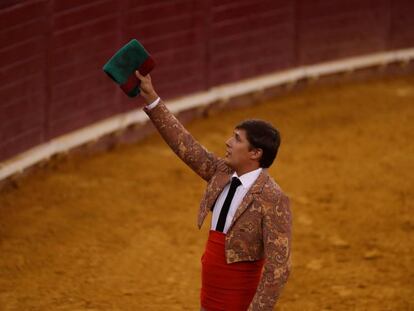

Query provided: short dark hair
[235,119,281,168]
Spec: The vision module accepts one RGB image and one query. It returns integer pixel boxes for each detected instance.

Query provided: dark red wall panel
[296,0,390,65]
[389,0,414,49]
[0,1,48,160]
[0,0,413,162]
[47,0,122,138]
[209,0,296,85]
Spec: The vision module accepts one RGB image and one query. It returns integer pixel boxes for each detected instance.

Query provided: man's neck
[234,165,261,177]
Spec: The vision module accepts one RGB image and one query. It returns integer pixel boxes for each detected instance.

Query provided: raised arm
[136,71,219,182]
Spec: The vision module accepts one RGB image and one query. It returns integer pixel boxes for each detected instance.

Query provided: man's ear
[250,148,263,162]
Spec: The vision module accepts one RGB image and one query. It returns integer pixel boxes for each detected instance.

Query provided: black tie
[215,177,242,232]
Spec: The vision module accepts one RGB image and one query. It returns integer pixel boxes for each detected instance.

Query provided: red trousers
[200,230,264,311]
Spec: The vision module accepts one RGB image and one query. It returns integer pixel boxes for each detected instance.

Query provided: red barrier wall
[1,0,413,162]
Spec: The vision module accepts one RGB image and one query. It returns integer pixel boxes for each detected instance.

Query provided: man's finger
[135,70,143,79]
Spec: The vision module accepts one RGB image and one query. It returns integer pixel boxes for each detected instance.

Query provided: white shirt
[211,167,262,234]
[145,97,161,110]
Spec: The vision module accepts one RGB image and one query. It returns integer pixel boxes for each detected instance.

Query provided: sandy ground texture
[0,75,413,311]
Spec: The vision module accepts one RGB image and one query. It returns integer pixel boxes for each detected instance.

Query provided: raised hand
[135,71,159,105]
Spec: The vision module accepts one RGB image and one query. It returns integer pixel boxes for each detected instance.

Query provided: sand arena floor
[0,75,413,311]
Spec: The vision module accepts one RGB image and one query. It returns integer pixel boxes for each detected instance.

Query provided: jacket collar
[229,167,268,194]
[231,167,262,190]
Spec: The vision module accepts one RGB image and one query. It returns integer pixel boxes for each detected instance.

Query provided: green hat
[103,39,155,97]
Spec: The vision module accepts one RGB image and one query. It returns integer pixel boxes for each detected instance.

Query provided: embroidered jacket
[143,100,292,310]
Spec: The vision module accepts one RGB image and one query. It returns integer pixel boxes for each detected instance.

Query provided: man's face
[224,128,253,169]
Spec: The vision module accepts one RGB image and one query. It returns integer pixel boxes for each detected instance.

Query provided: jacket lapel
[207,172,232,210]
[197,171,232,228]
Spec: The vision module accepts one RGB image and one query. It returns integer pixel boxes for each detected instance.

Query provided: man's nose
[225,137,232,147]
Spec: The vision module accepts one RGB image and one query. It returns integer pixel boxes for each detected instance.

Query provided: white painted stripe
[1,48,414,181]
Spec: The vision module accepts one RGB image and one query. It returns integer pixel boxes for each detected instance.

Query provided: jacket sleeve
[143,100,219,182]
[248,192,292,311]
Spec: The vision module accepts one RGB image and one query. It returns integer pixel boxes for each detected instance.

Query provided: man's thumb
[135,70,143,79]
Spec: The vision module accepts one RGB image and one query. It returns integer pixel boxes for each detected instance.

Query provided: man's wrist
[145,92,159,104]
